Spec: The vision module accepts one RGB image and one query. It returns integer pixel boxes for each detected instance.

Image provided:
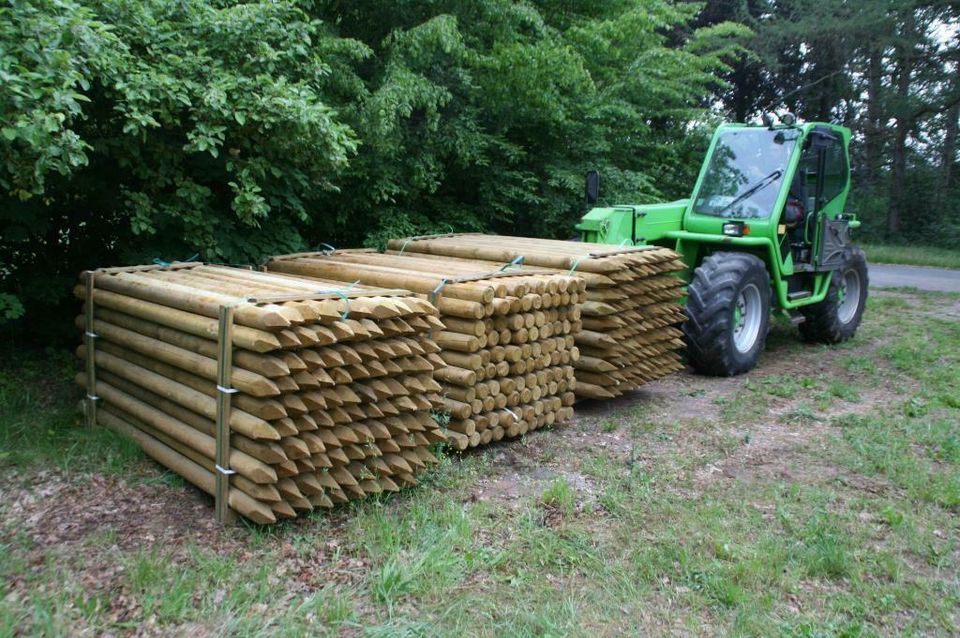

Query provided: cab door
[807,128,852,269]
[783,127,850,269]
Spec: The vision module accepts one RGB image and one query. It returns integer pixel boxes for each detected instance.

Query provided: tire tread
[683,252,771,376]
[798,247,869,343]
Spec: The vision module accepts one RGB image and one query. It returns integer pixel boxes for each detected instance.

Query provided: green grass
[861,242,960,269]
[0,347,147,476]
[1,291,959,635]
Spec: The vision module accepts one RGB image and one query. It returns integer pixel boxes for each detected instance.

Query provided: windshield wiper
[716,170,783,217]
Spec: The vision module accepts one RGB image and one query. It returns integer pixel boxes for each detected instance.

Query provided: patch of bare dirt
[0,470,258,631]
[692,385,908,490]
[693,423,832,487]
[471,469,553,509]
[874,288,960,320]
[468,443,601,511]
[577,369,739,426]
[0,471,230,553]
[920,295,960,321]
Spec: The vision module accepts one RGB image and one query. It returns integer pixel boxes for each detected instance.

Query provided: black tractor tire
[799,247,869,344]
[684,252,772,376]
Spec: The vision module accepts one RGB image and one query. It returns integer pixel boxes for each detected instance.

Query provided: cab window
[796,132,847,212]
[821,142,847,204]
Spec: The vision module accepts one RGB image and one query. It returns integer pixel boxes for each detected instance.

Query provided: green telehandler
[576,115,869,376]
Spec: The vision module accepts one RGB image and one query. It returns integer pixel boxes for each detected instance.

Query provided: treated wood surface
[76,264,448,523]
[382,234,688,399]
[266,251,586,450]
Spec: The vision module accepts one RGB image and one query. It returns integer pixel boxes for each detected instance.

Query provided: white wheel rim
[733,283,763,354]
[837,269,861,324]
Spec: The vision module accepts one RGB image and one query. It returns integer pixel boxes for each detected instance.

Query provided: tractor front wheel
[684,252,771,376]
[799,247,869,343]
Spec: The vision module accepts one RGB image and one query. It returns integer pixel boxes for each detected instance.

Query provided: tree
[698,0,960,244]
[935,34,960,210]
[307,0,748,246]
[1,0,362,337]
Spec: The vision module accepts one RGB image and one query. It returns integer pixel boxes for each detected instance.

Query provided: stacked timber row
[383,234,687,400]
[74,263,446,524]
[265,250,581,450]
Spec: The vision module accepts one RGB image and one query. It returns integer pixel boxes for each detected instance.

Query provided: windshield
[693,128,798,219]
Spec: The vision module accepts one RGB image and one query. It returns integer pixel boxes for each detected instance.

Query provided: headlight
[723,222,743,236]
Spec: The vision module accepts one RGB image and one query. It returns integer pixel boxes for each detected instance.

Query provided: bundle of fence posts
[74,262,447,524]
[383,234,687,399]
[265,250,580,450]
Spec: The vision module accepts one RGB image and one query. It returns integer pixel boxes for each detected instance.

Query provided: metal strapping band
[504,408,519,421]
[217,385,239,394]
[312,281,358,319]
[430,278,449,304]
[215,465,237,476]
[338,281,358,319]
[397,239,412,256]
[337,290,352,320]
[84,271,99,429]
[208,262,253,269]
[153,251,200,268]
[317,242,337,255]
[568,256,586,275]
[499,256,524,271]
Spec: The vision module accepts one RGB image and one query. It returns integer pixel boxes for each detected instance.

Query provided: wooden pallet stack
[74,263,446,524]
[383,234,687,399]
[265,250,580,449]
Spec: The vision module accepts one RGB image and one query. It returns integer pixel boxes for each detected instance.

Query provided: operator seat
[783,170,811,263]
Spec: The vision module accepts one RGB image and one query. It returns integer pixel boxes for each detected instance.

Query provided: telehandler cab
[576,115,868,376]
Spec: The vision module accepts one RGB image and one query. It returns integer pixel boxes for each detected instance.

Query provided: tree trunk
[886,10,916,238]
[937,76,960,208]
[863,48,885,187]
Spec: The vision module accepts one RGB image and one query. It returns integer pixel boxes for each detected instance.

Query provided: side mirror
[585,170,600,205]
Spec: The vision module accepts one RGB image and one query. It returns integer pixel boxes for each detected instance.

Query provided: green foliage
[314,0,747,243]
[0,293,24,322]
[697,0,960,248]
[1,0,745,343]
[1,0,360,340]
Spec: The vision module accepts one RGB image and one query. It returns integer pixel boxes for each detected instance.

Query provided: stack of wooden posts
[265,250,580,450]
[383,234,687,399]
[75,263,446,524]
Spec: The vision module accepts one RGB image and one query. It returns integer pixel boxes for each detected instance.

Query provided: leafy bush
[0,0,747,343]
[1,0,361,339]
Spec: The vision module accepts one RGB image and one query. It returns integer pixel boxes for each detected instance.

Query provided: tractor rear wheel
[684,252,771,376]
[799,247,868,343]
